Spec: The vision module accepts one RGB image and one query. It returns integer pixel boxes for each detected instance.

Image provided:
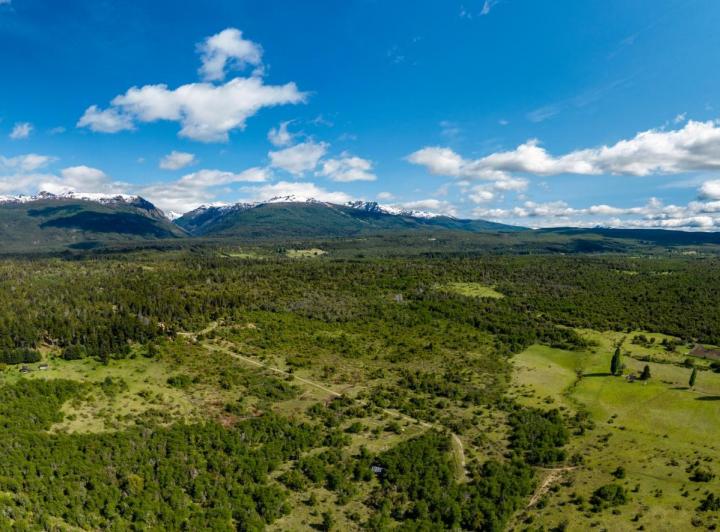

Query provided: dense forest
[1,252,718,355]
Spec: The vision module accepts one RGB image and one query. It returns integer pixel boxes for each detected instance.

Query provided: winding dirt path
[527,466,577,508]
[206,342,468,479]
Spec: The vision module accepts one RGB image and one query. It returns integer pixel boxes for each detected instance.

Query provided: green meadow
[511,332,720,531]
[442,282,505,299]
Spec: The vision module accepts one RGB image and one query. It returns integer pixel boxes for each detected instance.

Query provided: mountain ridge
[0,191,185,251]
[3,191,720,253]
[175,196,523,237]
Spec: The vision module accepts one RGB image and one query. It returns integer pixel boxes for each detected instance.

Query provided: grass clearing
[286,248,327,258]
[3,355,201,433]
[442,282,504,299]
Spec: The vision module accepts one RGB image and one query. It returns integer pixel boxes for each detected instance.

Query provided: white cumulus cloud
[177,167,270,187]
[103,78,306,142]
[269,141,328,175]
[159,151,196,170]
[397,199,458,217]
[77,105,135,133]
[319,154,377,182]
[377,191,395,200]
[699,179,720,200]
[78,29,306,142]
[473,181,720,231]
[138,167,271,213]
[268,121,296,147]
[0,153,54,172]
[9,122,32,140]
[198,28,263,82]
[409,120,720,180]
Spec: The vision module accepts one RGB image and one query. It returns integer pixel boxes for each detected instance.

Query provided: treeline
[0,348,40,365]
[0,251,717,361]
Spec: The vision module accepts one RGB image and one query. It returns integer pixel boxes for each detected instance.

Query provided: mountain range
[174,195,522,238]
[1,191,719,252]
[0,192,185,251]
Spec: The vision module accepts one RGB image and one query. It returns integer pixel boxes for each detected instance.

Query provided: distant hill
[175,197,524,238]
[538,227,720,246]
[0,192,185,251]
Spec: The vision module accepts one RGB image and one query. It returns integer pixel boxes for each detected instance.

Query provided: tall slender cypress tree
[611,347,622,376]
[689,367,698,388]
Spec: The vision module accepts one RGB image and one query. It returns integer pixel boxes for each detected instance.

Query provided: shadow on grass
[670,386,689,391]
[583,372,613,378]
[696,396,720,401]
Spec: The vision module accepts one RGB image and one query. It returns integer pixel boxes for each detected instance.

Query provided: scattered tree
[612,466,626,479]
[689,367,698,388]
[611,347,622,376]
[640,365,651,381]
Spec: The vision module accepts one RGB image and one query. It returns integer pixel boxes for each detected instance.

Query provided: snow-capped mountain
[175,195,517,237]
[182,198,446,221]
[0,191,173,221]
[0,191,142,206]
[0,190,187,249]
[345,200,445,219]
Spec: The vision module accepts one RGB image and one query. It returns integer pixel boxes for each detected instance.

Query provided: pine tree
[610,347,622,376]
[689,367,698,388]
[640,365,651,381]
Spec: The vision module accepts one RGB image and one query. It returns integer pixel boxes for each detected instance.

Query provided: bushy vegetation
[508,407,569,465]
[369,431,536,531]
[0,380,323,530]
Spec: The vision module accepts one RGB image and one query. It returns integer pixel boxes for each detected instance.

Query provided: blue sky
[2,0,720,228]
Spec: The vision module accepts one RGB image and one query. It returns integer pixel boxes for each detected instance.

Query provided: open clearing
[441,282,504,299]
[286,248,327,258]
[510,332,720,531]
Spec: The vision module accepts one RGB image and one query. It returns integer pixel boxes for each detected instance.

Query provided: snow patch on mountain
[0,191,141,206]
[181,197,447,221]
[346,200,446,219]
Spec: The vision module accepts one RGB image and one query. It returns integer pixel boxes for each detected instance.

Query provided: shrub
[61,345,86,360]
[590,484,628,510]
[167,374,192,389]
[699,493,720,512]
[689,466,715,483]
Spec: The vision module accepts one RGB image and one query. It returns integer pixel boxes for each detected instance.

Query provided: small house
[19,366,30,373]
[38,364,49,370]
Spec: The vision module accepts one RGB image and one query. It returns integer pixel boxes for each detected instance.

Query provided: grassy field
[0,344,247,433]
[0,330,449,530]
[441,282,504,299]
[286,248,327,258]
[510,333,720,531]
